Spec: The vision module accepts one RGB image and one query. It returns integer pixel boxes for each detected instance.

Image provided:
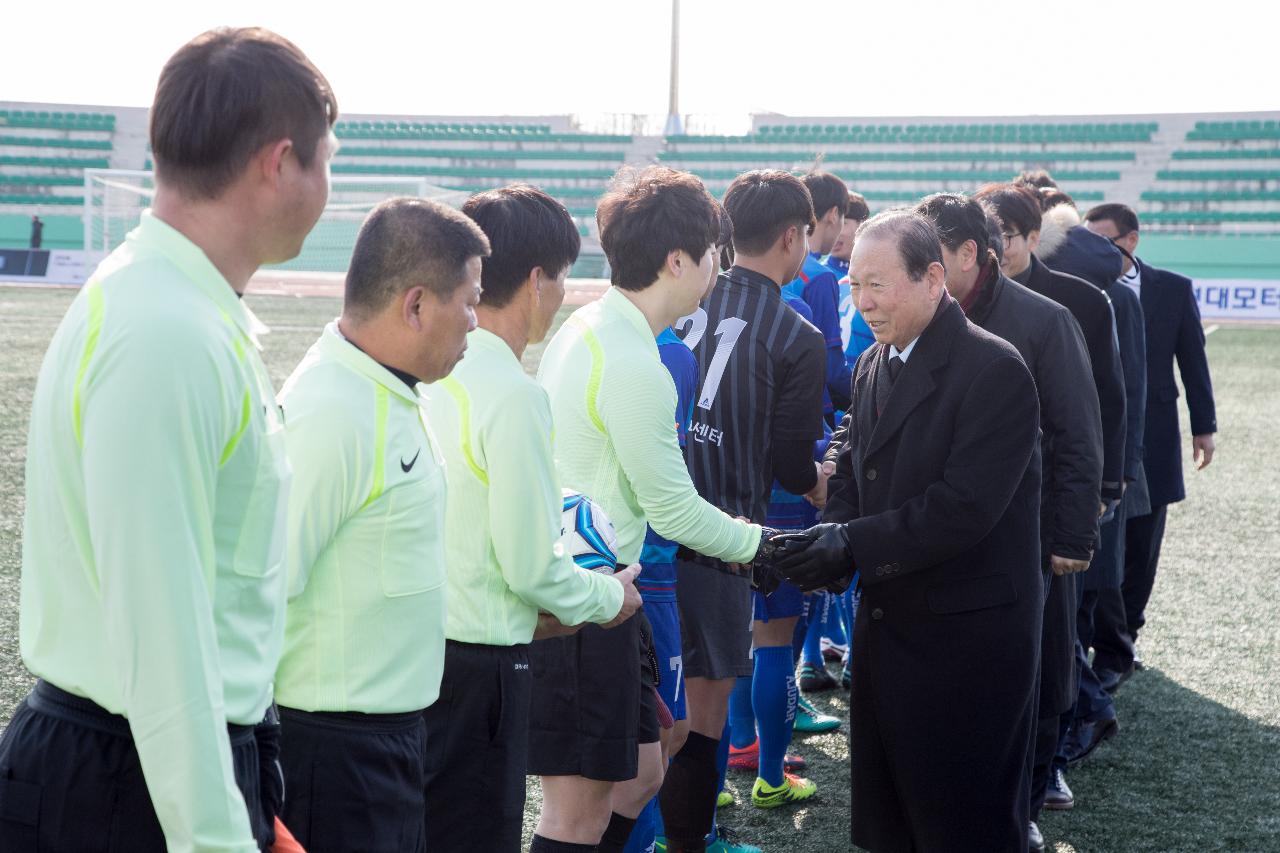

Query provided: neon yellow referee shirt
[274,322,447,713]
[423,327,622,646]
[537,287,760,566]
[20,211,289,853]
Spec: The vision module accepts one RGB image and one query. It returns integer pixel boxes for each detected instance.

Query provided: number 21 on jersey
[674,309,748,411]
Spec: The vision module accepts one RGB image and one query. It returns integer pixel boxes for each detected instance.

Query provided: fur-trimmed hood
[1037,203,1124,290]
[1037,203,1080,260]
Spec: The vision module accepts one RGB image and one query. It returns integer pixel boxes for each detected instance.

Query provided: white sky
[3,0,1276,120]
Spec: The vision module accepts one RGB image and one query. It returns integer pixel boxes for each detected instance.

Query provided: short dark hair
[345,197,490,318]
[461,185,580,309]
[802,171,850,220]
[855,209,944,281]
[846,191,870,223]
[714,200,736,271]
[1084,203,1141,236]
[151,28,338,200]
[596,166,720,291]
[985,210,1005,264]
[723,170,816,256]
[973,183,1043,237]
[1015,169,1058,191]
[916,193,990,259]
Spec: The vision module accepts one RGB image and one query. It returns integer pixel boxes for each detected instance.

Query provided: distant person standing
[827,191,876,366]
[29,214,43,249]
[1084,203,1217,686]
[0,27,337,851]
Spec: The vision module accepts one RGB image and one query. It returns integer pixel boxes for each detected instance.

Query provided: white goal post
[83,169,470,274]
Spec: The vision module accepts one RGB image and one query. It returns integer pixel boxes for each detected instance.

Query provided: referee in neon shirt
[274,198,490,853]
[0,28,337,852]
[421,185,643,852]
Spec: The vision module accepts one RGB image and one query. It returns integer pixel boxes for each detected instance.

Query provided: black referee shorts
[422,640,532,853]
[278,706,426,853]
[527,608,659,782]
[0,680,274,851]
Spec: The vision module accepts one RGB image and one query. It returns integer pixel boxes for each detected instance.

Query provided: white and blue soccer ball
[560,489,619,574]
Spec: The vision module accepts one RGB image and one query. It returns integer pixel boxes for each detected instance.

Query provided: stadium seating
[1,155,111,169]
[673,121,1158,145]
[659,149,1136,163]
[1185,120,1280,141]
[0,135,112,151]
[0,109,115,131]
[2,103,1278,258]
[339,146,626,162]
[1172,148,1280,160]
[1157,169,1280,181]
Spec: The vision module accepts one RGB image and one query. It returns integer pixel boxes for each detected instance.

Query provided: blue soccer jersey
[784,252,852,420]
[822,254,849,280]
[637,327,698,603]
[837,270,877,368]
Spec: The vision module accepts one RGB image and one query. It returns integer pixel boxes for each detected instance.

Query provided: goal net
[83,169,469,274]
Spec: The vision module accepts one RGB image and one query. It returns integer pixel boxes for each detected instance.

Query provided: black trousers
[422,640,532,853]
[0,680,274,851]
[1093,504,1168,672]
[278,706,427,853]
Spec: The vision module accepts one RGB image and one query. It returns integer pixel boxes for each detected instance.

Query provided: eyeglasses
[1001,231,1023,247]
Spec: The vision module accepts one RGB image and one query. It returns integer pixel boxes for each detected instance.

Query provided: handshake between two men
[740,457,856,596]
[749,523,856,597]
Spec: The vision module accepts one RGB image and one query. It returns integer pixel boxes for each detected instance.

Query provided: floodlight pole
[665,0,683,136]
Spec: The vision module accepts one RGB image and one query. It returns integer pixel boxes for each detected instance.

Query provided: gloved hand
[749,526,785,595]
[771,523,854,592]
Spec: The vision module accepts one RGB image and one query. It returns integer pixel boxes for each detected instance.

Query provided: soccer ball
[561,490,619,574]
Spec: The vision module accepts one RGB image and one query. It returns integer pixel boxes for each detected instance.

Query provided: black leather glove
[771,523,854,592]
[749,526,784,596]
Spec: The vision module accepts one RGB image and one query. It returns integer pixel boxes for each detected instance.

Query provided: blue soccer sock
[822,589,848,647]
[801,600,826,667]
[727,675,756,749]
[623,798,657,853]
[791,602,810,667]
[753,645,797,787]
[705,719,732,846]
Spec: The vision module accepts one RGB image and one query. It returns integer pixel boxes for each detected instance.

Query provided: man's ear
[666,249,684,278]
[403,285,427,330]
[255,138,294,189]
[527,266,545,307]
[781,223,800,255]
[961,239,979,273]
[926,260,948,300]
[1026,229,1041,254]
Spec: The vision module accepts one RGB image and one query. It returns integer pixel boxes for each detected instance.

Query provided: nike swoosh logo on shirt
[401,449,421,473]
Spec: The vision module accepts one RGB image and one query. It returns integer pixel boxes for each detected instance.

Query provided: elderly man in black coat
[917,195,1103,850]
[771,210,1043,853]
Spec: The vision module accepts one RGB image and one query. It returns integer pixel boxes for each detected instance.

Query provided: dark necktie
[888,355,904,383]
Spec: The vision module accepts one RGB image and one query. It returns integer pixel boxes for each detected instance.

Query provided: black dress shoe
[1096,663,1135,694]
[1044,767,1074,811]
[1064,715,1119,767]
[1029,820,1045,852]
